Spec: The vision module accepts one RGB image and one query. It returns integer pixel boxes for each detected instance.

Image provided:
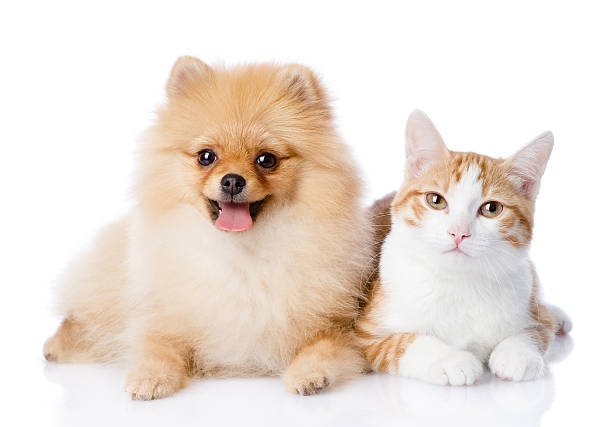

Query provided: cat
[356,110,572,385]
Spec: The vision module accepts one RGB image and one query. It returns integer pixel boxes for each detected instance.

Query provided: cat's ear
[503,132,554,199]
[166,56,213,98]
[404,110,449,179]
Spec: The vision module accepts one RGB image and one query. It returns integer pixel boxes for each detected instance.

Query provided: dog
[43,57,373,399]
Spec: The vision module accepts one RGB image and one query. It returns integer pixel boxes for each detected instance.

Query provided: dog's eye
[256,152,277,169]
[480,201,503,218]
[425,193,447,210]
[198,149,216,166]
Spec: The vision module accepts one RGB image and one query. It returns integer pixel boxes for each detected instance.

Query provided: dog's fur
[43,57,373,399]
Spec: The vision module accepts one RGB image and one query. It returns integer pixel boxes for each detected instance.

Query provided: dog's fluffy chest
[128,205,349,371]
[378,233,533,359]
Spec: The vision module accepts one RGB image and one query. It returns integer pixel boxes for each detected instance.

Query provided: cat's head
[391,110,553,265]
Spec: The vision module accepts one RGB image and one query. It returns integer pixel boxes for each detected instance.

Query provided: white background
[1,1,610,426]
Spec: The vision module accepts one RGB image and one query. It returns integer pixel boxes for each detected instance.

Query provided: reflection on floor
[41,335,574,427]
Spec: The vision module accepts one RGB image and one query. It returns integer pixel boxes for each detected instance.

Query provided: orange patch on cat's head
[393,152,534,247]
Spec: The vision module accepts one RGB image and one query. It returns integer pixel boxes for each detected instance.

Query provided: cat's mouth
[444,247,470,256]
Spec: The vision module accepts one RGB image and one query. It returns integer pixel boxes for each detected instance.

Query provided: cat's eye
[255,152,277,169]
[198,149,216,166]
[425,193,447,210]
[480,201,503,218]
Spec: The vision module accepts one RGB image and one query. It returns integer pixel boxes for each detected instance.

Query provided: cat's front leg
[398,335,483,386]
[360,331,483,386]
[489,334,545,381]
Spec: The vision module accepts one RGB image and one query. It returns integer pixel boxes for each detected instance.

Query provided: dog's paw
[43,335,61,362]
[283,359,332,396]
[43,318,84,363]
[124,368,185,400]
[429,350,484,386]
[286,372,330,396]
[489,340,545,381]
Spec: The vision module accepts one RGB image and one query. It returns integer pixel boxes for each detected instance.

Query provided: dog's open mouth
[207,198,268,232]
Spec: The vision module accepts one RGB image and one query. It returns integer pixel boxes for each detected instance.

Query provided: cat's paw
[124,367,185,400]
[548,305,573,336]
[397,336,482,386]
[429,350,484,386]
[489,340,545,381]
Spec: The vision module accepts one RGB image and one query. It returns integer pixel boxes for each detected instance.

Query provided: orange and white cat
[357,110,572,385]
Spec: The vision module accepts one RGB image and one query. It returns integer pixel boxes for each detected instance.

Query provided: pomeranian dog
[43,57,373,399]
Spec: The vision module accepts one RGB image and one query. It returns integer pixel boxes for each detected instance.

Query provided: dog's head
[138,57,338,231]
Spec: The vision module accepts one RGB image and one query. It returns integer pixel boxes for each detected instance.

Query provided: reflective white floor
[41,365,560,427]
[8,325,600,427]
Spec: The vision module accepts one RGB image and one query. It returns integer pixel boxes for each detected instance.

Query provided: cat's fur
[43,57,373,399]
[357,110,571,385]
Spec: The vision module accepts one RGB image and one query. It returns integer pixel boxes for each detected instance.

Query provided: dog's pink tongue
[216,202,253,231]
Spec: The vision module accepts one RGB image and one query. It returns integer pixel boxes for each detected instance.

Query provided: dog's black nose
[221,174,246,196]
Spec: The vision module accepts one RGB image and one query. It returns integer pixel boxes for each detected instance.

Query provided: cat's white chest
[379,231,532,360]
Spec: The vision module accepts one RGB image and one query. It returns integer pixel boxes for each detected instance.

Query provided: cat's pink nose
[449,231,471,247]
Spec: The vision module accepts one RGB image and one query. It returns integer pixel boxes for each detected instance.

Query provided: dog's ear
[166,56,213,98]
[279,64,329,107]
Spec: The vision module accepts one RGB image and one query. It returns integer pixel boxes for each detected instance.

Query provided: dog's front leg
[283,330,367,395]
[124,333,191,400]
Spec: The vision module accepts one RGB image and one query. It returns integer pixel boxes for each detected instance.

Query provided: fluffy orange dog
[43,57,372,399]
